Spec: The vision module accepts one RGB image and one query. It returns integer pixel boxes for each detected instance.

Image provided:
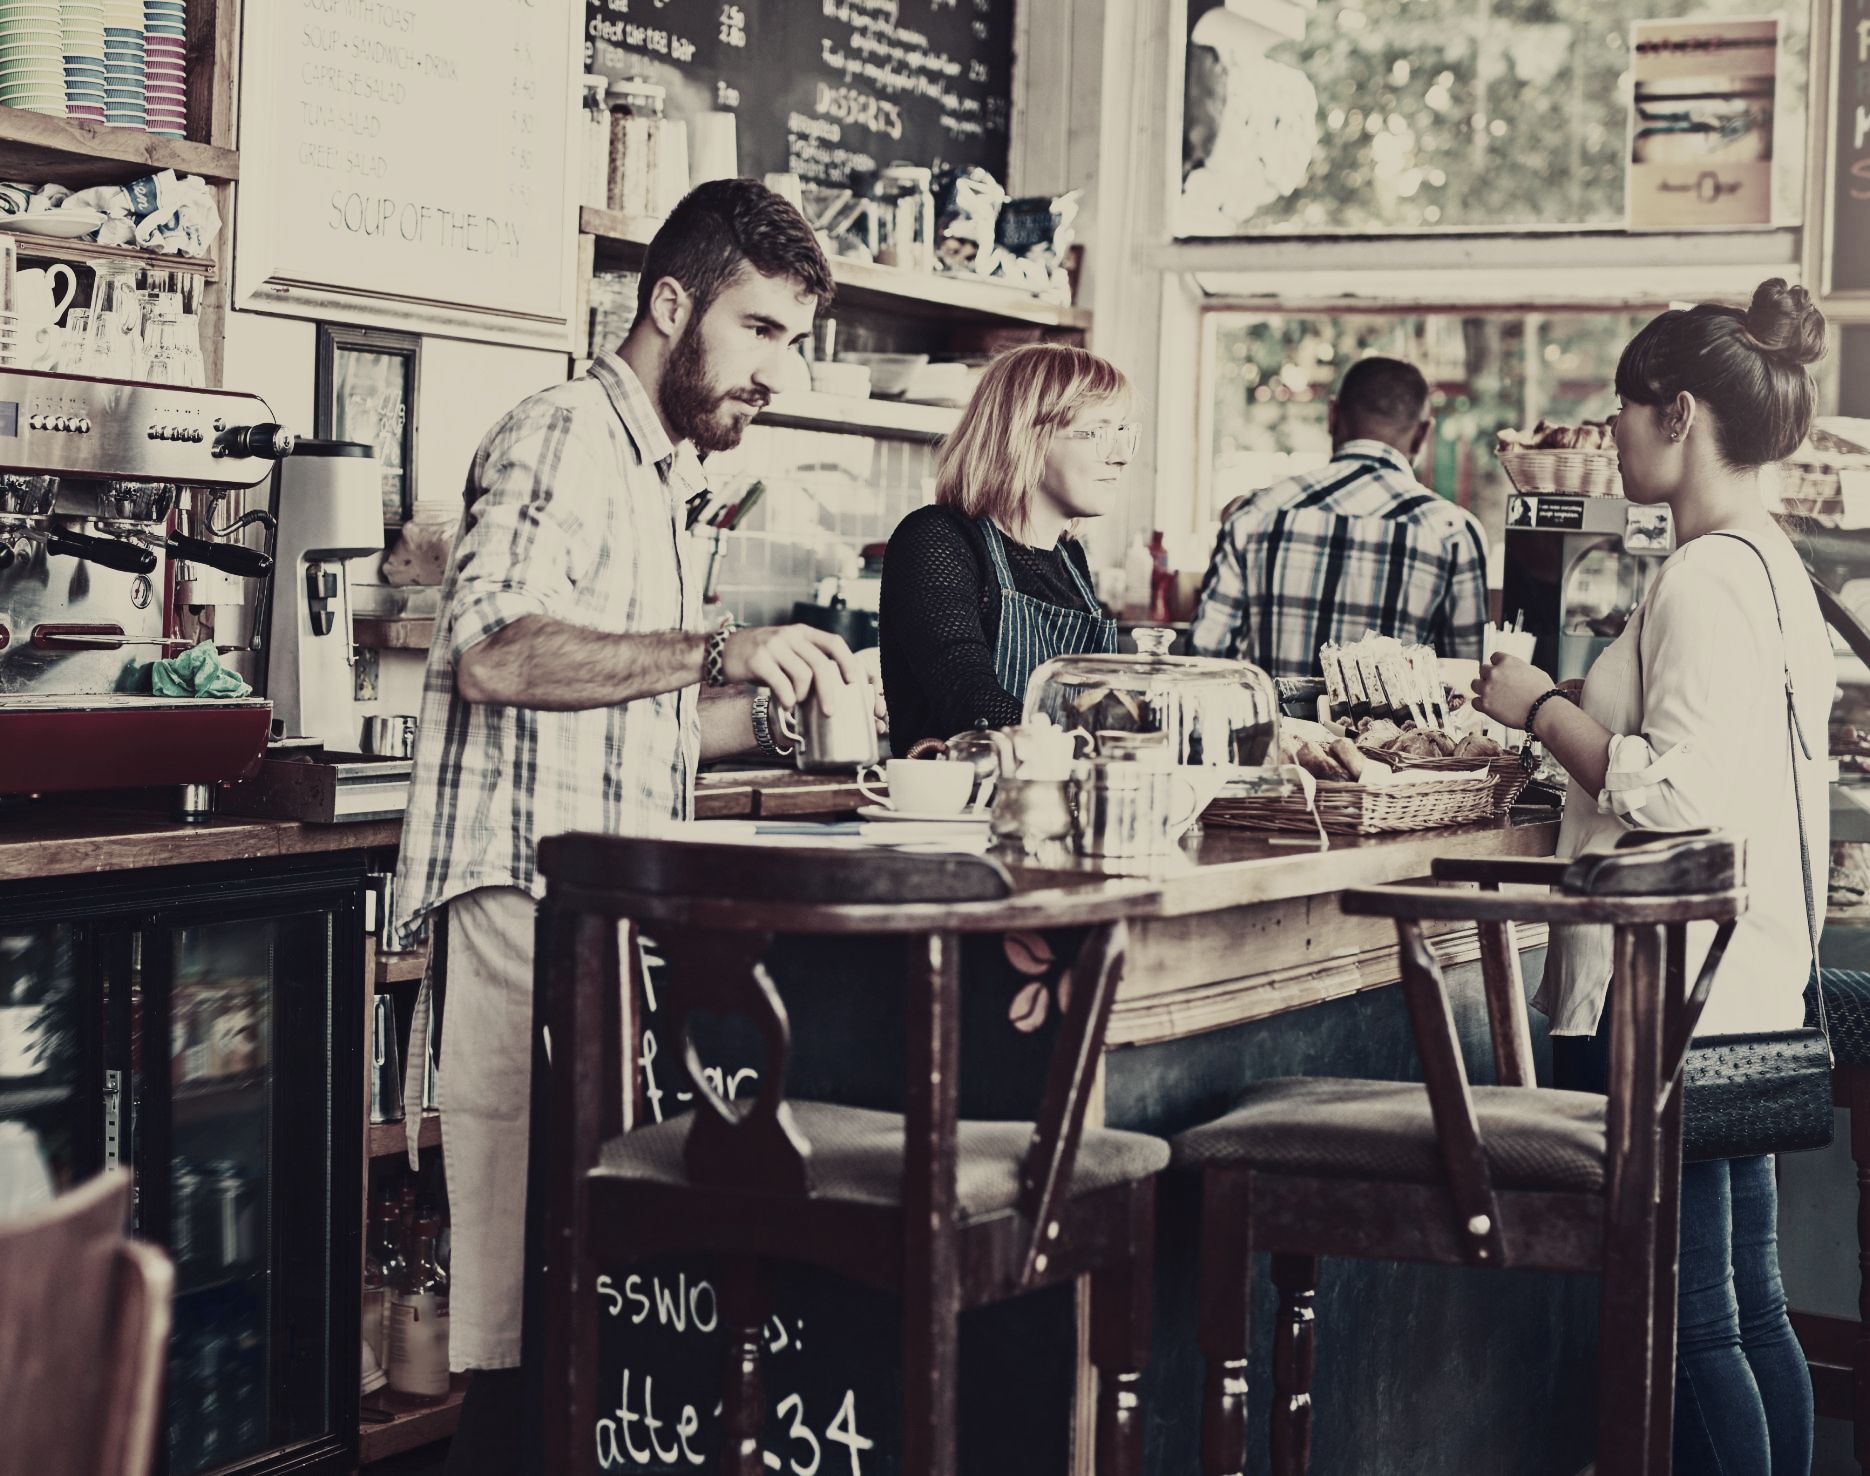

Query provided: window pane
[1204,307,1845,542]
[1180,0,1808,235]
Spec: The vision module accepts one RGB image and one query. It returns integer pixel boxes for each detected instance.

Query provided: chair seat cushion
[1821,970,1870,1067]
[596,1101,1170,1220]
[1170,1078,1609,1193]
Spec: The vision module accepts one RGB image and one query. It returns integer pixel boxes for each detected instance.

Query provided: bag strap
[1704,530,1828,1051]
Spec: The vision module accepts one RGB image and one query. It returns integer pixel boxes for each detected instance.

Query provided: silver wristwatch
[750,688,792,758]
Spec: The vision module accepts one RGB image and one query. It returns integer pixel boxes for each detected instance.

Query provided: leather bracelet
[750,688,792,758]
[1523,687,1573,740]
[703,615,735,688]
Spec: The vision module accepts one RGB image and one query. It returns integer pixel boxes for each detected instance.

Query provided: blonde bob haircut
[934,343,1130,533]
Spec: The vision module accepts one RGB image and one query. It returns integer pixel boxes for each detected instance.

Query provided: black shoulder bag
[1672,531,1833,1162]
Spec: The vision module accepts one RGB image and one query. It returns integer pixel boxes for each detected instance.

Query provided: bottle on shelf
[387,1204,450,1403]
[362,1188,405,1374]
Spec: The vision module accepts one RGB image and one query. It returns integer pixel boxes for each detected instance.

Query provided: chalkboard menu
[236,0,577,337]
[582,0,1013,190]
[1832,2,1870,297]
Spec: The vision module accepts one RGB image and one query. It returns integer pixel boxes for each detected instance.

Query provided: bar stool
[519,834,1168,1476]
[1172,830,1745,1476]
[1799,967,1870,1469]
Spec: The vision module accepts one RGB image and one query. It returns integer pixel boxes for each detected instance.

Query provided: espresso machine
[1500,493,1676,681]
[0,369,293,809]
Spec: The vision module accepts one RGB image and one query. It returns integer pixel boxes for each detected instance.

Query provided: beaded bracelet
[1523,687,1573,741]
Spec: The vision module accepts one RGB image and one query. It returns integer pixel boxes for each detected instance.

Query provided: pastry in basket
[1453,733,1504,759]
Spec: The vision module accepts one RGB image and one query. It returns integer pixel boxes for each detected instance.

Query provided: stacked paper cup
[60,0,104,122]
[140,0,179,135]
[100,0,143,130]
[0,1,69,117]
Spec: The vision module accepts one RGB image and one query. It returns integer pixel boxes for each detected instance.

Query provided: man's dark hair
[1336,356,1430,433]
[634,179,835,323]
[1615,278,1826,468]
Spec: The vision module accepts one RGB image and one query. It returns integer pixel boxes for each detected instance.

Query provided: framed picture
[315,324,420,526]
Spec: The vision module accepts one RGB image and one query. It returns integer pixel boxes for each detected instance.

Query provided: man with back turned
[1190,355,1488,676]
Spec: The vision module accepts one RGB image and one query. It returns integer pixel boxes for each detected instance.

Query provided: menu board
[236,0,577,334]
[1831,2,1870,297]
[583,0,1013,189]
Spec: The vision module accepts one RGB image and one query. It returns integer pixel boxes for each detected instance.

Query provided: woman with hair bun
[879,343,1133,752]
[1475,279,1832,1471]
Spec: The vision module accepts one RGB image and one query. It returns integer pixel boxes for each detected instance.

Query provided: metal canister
[1076,760,1199,858]
[370,993,404,1125]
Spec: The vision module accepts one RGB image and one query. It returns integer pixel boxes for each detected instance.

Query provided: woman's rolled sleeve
[446,408,601,665]
[1600,560,1758,829]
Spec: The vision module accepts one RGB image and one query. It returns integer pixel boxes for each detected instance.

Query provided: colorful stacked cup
[0,1,69,117]
[59,0,104,122]
[140,0,180,136]
[100,0,142,130]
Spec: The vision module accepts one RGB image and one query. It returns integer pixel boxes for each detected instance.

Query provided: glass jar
[607,79,686,219]
[580,73,611,209]
[875,165,935,272]
[1022,626,1280,768]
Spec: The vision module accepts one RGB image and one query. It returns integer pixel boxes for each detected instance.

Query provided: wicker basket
[1500,447,1622,498]
[1203,771,1498,835]
[1358,745,1530,815]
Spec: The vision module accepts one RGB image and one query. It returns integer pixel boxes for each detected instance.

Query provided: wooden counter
[0,803,402,882]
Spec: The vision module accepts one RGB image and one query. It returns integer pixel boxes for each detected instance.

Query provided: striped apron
[979,517,1117,702]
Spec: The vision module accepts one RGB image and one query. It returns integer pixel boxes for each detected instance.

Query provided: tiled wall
[695,425,939,628]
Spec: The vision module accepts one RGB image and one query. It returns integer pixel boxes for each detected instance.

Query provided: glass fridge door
[152,898,359,1476]
[0,921,99,1213]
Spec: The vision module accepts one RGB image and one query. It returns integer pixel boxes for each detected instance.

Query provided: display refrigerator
[0,853,365,1476]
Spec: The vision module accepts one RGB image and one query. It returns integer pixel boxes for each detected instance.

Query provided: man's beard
[658,319,767,454]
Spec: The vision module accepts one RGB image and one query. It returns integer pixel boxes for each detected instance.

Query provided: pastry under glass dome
[1021,627,1280,768]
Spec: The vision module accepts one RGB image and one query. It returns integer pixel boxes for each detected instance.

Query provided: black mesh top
[879,504,1099,754]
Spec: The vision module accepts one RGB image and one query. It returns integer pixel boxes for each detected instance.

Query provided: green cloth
[150,641,251,698]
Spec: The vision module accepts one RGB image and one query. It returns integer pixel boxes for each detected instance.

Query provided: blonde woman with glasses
[879,343,1136,753]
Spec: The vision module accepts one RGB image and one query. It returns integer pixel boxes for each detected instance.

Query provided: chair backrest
[1342,832,1745,1264]
[533,832,1128,1284]
[0,1170,174,1476]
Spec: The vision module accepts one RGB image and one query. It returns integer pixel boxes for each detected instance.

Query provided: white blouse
[1535,527,1833,1039]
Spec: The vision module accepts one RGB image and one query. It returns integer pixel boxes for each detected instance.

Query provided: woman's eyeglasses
[1057,423,1139,461]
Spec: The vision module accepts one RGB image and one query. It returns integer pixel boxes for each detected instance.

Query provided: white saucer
[855,804,991,824]
[0,209,105,237]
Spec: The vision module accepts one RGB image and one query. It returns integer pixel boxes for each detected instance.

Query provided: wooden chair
[519,835,1168,1476]
[0,1169,174,1476]
[1173,830,1745,1476]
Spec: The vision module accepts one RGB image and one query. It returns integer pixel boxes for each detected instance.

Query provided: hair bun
[1745,278,1826,367]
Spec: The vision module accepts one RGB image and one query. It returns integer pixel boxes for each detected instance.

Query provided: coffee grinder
[260,439,381,748]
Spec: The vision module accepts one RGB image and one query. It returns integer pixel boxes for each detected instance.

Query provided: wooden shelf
[368,1110,440,1161]
[376,948,428,986]
[354,617,436,651]
[0,1083,72,1115]
[358,1375,467,1465]
[582,206,1091,332]
[762,388,958,440]
[8,234,218,279]
[0,108,238,187]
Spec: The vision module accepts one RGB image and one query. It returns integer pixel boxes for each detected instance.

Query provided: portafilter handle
[168,529,273,579]
[45,528,157,575]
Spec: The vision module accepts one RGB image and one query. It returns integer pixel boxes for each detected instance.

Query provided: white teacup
[858,757,977,815]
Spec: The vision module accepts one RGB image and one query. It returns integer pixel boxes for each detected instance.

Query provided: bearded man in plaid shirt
[389,181,868,1476]
[1190,356,1489,677]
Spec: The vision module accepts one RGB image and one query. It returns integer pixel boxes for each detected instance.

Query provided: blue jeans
[1551,1039,1814,1473]
[1673,1155,1813,1475]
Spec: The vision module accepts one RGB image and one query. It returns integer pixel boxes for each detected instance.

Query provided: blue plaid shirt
[1189,441,1488,678]
[390,354,705,949]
